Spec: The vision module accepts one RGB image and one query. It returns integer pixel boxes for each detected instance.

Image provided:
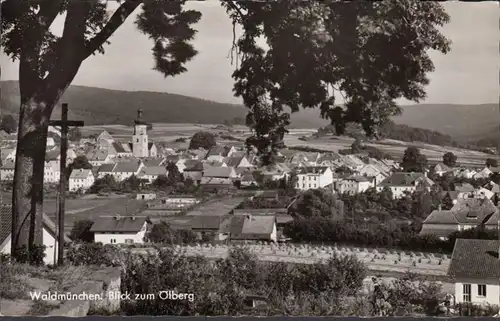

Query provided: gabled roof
[451,198,497,223]
[113,161,142,173]
[206,145,227,157]
[70,168,93,179]
[141,166,167,176]
[227,215,276,239]
[189,215,226,230]
[112,142,129,153]
[223,156,244,168]
[98,163,116,173]
[97,130,114,141]
[87,149,109,161]
[379,172,427,187]
[203,166,236,178]
[455,183,475,193]
[142,158,166,167]
[241,171,257,182]
[0,205,71,246]
[422,210,459,225]
[1,161,15,170]
[90,216,148,233]
[434,163,451,172]
[184,160,203,171]
[296,166,329,175]
[448,239,500,279]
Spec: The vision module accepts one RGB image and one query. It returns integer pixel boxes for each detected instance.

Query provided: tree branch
[36,0,63,32]
[223,0,246,23]
[83,0,142,60]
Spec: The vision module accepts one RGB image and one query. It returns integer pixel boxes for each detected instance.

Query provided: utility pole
[49,103,84,266]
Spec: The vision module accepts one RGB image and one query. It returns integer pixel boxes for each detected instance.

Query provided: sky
[1,1,499,105]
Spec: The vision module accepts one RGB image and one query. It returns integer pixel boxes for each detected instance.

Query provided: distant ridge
[1,80,497,142]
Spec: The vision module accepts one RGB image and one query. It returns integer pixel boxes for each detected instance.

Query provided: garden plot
[179,243,450,276]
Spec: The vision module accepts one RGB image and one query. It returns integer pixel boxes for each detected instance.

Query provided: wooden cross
[49,103,84,266]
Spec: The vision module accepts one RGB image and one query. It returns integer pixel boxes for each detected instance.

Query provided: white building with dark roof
[128,109,157,158]
[138,166,167,183]
[448,239,500,306]
[0,161,15,181]
[90,215,150,245]
[295,166,333,191]
[69,168,95,192]
[111,160,144,182]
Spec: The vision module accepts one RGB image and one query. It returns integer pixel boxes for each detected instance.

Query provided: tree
[66,155,93,179]
[0,114,17,134]
[69,219,94,243]
[89,174,118,194]
[189,131,216,150]
[401,147,428,172]
[288,189,344,219]
[166,161,183,185]
[224,2,451,164]
[442,152,457,168]
[351,138,363,154]
[3,0,202,259]
[486,158,498,168]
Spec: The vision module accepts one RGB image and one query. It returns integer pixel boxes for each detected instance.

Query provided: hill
[0,81,328,129]
[394,103,499,142]
[2,81,497,143]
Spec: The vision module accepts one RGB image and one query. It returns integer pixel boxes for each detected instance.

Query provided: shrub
[66,243,121,266]
[12,245,46,266]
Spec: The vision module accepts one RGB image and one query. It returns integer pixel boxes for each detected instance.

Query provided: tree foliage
[0,114,17,134]
[189,131,216,150]
[486,158,498,168]
[442,152,457,168]
[66,155,93,179]
[288,189,344,219]
[223,1,451,164]
[69,219,94,243]
[401,147,428,172]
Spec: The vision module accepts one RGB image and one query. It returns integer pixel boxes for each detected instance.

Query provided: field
[82,123,498,167]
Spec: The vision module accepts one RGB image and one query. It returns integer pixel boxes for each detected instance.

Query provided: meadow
[82,123,498,166]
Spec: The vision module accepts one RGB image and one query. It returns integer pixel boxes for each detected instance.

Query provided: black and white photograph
[0,0,499,317]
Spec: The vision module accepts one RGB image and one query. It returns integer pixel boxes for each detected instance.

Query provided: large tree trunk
[11,97,53,258]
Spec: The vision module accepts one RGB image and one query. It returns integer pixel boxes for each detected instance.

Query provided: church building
[131,108,156,158]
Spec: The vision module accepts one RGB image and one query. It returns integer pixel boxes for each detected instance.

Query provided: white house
[295,166,334,191]
[1,148,16,163]
[97,163,116,179]
[433,163,453,177]
[111,160,144,182]
[68,168,95,192]
[138,166,167,183]
[87,149,114,166]
[43,161,60,184]
[474,167,493,179]
[205,145,237,162]
[90,215,150,244]
[335,176,374,195]
[0,206,72,266]
[0,161,15,181]
[448,239,500,306]
[356,164,388,185]
[223,155,254,169]
[217,215,277,242]
[377,172,434,199]
[453,168,477,179]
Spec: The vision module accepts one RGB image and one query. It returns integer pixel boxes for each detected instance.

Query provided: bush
[12,245,46,266]
[66,243,122,266]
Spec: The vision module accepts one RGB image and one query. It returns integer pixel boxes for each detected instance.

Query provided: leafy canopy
[223,1,451,164]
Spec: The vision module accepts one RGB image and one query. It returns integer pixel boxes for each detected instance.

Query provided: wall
[48,267,121,317]
[95,224,146,244]
[454,278,500,306]
[0,228,59,266]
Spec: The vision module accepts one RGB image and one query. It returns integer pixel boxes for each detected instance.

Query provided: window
[136,139,139,143]
[478,284,487,297]
[463,284,471,302]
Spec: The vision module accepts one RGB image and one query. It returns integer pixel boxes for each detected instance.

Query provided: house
[142,157,166,167]
[111,142,133,158]
[240,171,258,187]
[188,216,227,234]
[183,160,204,183]
[111,160,144,182]
[335,175,374,195]
[419,198,498,240]
[97,163,116,179]
[162,195,199,205]
[223,155,253,168]
[377,172,434,199]
[0,205,71,265]
[453,168,477,179]
[200,166,238,190]
[136,193,157,200]
[1,148,16,163]
[138,166,167,183]
[474,167,493,179]
[205,145,237,162]
[0,161,15,181]
[87,149,113,166]
[90,215,150,244]
[447,239,500,306]
[97,130,115,143]
[217,215,277,242]
[433,163,453,176]
[68,168,95,192]
[295,166,334,191]
[261,163,290,182]
[356,164,388,185]
[44,161,60,184]
[165,155,187,173]
[202,166,238,180]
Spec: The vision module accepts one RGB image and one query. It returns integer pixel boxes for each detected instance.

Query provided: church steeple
[137,108,143,120]
[132,109,149,158]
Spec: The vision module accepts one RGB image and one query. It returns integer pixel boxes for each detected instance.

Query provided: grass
[0,264,37,300]
[27,300,60,316]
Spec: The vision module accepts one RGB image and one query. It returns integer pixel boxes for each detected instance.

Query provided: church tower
[132,109,149,158]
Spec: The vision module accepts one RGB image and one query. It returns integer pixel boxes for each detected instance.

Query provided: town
[1,0,498,318]
[2,107,500,316]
